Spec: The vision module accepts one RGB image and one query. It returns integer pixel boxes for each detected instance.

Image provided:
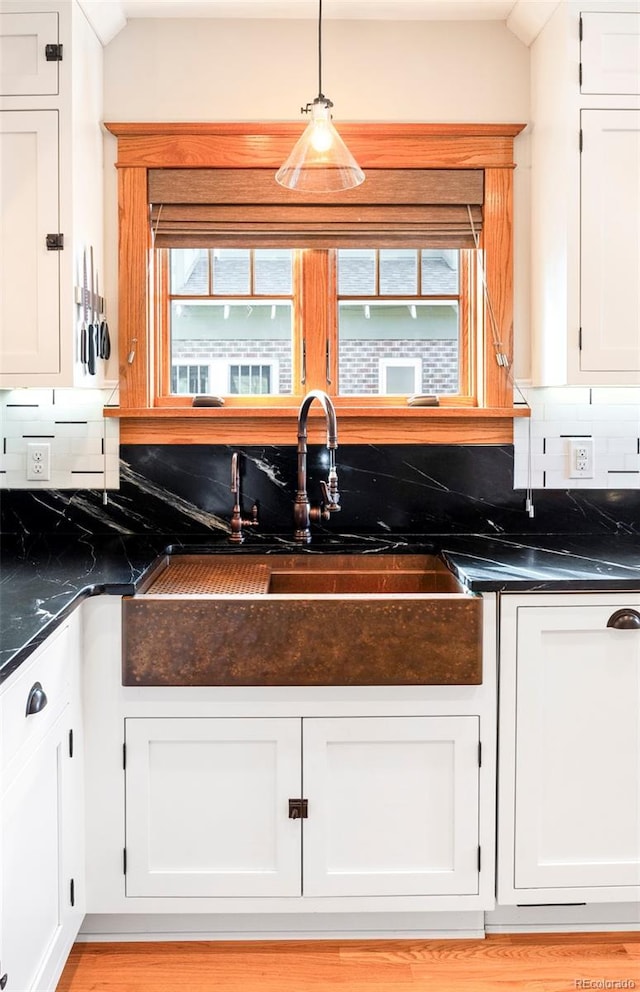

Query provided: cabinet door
[580,109,640,374]
[302,716,480,897]
[1,710,68,992]
[0,109,61,375]
[581,12,640,96]
[0,12,60,97]
[124,717,302,897]
[513,604,640,894]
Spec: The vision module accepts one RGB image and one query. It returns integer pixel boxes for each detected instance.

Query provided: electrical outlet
[568,437,594,479]
[27,442,51,481]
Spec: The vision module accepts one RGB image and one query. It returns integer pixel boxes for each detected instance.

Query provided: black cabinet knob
[25,681,48,717]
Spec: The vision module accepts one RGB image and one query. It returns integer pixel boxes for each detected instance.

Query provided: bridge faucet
[293,389,340,544]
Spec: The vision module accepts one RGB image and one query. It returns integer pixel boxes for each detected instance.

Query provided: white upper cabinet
[0,2,105,389]
[581,11,640,95]
[530,3,640,386]
[0,110,62,376]
[0,11,60,96]
[580,109,640,373]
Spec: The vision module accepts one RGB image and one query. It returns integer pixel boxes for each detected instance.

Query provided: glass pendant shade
[276,99,365,194]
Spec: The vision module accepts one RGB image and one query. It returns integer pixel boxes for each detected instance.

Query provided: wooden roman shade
[149,168,484,248]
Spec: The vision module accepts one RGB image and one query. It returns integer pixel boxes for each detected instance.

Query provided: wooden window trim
[104,122,528,444]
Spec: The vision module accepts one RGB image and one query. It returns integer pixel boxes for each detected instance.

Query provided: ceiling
[79,0,559,46]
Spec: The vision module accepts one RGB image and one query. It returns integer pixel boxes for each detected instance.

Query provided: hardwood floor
[57,933,640,992]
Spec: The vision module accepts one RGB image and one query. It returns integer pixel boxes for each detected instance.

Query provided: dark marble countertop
[2,531,640,685]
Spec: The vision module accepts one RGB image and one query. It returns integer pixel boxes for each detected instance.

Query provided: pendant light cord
[317,0,323,98]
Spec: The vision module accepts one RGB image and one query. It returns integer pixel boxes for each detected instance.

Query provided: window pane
[421,250,459,294]
[385,365,418,394]
[229,363,272,395]
[254,250,292,294]
[170,249,208,295]
[338,302,459,396]
[379,249,417,295]
[170,301,292,395]
[337,250,376,295]
[171,364,210,395]
[212,249,250,294]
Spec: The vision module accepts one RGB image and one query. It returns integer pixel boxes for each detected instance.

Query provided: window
[166,248,293,397]
[105,122,525,444]
[337,249,463,397]
[163,246,466,400]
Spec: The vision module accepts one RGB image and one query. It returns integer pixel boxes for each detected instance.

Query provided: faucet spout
[293,389,340,544]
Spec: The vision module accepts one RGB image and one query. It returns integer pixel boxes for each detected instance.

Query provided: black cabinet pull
[25,681,48,717]
[0,972,8,989]
[606,608,640,630]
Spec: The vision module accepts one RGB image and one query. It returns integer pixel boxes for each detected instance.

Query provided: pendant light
[275,0,365,193]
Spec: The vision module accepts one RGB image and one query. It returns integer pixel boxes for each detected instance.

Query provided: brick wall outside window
[173,340,293,393]
[174,338,458,395]
[340,340,459,395]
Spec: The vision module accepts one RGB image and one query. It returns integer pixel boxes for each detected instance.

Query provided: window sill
[104,405,529,445]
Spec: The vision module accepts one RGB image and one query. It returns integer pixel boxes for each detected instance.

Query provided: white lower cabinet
[2,711,69,992]
[302,716,480,898]
[498,594,640,905]
[123,715,481,902]
[0,617,84,992]
[125,717,302,898]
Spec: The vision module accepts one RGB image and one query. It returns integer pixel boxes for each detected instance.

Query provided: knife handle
[87,324,96,375]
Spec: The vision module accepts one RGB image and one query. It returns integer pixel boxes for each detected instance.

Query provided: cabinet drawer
[1,623,70,777]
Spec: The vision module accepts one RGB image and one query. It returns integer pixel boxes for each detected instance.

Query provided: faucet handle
[319,480,340,512]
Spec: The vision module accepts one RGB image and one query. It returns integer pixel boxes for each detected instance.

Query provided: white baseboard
[77,904,640,943]
[486,902,640,933]
[78,911,485,942]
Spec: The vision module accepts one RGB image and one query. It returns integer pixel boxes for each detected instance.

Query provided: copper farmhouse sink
[122,554,482,687]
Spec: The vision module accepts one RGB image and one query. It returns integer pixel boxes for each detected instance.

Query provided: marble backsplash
[1,443,639,540]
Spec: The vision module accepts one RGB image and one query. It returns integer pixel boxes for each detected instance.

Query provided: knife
[96,271,111,360]
[80,249,88,368]
[87,246,97,375]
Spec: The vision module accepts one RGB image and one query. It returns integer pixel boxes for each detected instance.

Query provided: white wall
[102,17,532,378]
[514,386,640,491]
[0,388,119,490]
[103,18,529,123]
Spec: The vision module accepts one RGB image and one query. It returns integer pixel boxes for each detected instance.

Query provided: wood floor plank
[56,934,640,992]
